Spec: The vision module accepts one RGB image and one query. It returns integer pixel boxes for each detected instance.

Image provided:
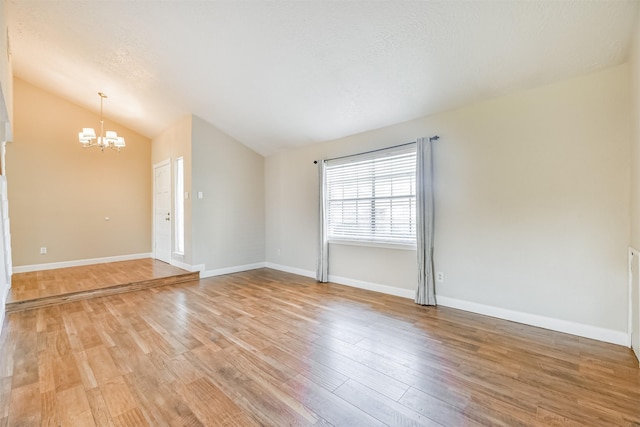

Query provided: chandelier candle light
[78,92,125,152]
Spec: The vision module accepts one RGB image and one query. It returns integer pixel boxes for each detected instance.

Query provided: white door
[153,161,171,263]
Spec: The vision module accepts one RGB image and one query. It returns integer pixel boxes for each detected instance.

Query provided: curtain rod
[313,135,439,164]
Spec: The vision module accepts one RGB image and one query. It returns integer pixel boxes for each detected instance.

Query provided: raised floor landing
[6,258,199,312]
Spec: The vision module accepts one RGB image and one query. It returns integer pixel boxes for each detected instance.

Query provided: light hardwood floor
[0,268,639,426]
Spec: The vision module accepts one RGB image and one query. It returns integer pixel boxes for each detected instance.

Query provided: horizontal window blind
[325,144,417,245]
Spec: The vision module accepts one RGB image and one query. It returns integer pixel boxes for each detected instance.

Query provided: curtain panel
[316,160,329,282]
[415,137,437,306]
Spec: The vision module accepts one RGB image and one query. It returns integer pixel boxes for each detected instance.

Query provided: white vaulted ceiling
[7,1,639,155]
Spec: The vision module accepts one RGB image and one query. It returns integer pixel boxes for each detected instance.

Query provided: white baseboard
[628,247,639,355]
[201,262,266,278]
[170,259,205,273]
[13,253,153,273]
[436,296,628,347]
[328,274,416,299]
[264,262,315,278]
[264,262,627,347]
[265,262,415,298]
[170,260,265,278]
[264,262,413,298]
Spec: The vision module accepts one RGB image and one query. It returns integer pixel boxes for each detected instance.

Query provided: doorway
[153,160,171,264]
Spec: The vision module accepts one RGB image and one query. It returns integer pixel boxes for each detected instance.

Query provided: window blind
[325,144,417,245]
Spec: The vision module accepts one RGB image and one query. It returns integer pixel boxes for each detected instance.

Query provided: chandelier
[78,92,126,151]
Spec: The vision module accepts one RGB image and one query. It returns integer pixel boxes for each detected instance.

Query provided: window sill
[328,239,416,251]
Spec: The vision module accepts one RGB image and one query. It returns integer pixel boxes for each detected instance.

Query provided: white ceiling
[7,1,639,156]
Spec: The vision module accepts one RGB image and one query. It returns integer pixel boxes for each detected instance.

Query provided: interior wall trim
[170,259,205,273]
[200,262,267,279]
[437,296,627,347]
[264,262,315,279]
[12,252,153,273]
[328,273,415,299]
[265,262,627,347]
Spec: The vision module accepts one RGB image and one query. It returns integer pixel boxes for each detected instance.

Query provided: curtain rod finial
[314,160,318,164]
[430,135,440,142]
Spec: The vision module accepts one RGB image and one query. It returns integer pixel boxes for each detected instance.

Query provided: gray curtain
[415,137,436,305]
[316,160,329,282]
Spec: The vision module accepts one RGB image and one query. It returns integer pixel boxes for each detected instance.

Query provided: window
[174,157,185,254]
[325,144,416,246]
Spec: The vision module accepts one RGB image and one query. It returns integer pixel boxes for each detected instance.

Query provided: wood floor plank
[85,387,115,427]
[7,382,41,426]
[283,374,385,426]
[0,321,16,380]
[261,344,349,392]
[37,350,56,393]
[334,379,443,426]
[10,325,38,390]
[72,311,103,350]
[221,347,318,424]
[177,378,259,427]
[39,389,59,427]
[120,373,170,427]
[99,376,138,418]
[283,333,411,401]
[56,384,95,426]
[73,350,99,390]
[398,385,481,426]
[112,407,149,427]
[0,377,11,420]
[185,345,319,426]
[86,345,123,385]
[50,347,83,394]
[1,266,639,426]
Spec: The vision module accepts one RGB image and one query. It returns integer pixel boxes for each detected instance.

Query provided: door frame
[152,159,172,263]
[628,247,640,364]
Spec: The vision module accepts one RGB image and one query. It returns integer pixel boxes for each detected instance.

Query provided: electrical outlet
[40,247,47,255]
[436,272,444,283]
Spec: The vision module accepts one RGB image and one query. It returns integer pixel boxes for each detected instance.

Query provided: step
[5,270,200,313]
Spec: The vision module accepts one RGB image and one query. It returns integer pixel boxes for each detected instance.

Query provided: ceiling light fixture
[78,92,125,152]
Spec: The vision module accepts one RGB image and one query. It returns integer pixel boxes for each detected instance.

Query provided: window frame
[324,143,417,249]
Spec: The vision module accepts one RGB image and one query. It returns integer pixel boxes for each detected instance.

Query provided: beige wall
[630,10,640,360]
[0,0,10,330]
[151,115,193,265]
[7,78,152,266]
[0,0,12,142]
[151,115,265,273]
[191,115,265,271]
[266,65,631,335]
